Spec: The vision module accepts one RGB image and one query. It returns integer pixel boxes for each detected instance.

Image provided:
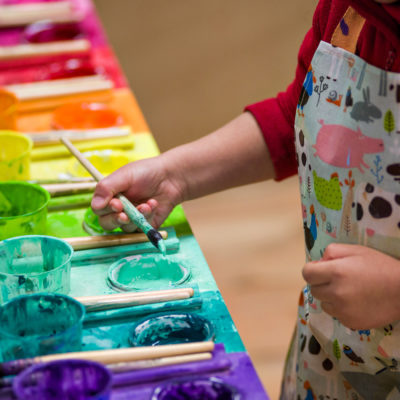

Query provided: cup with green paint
[0,131,33,181]
[0,293,85,362]
[0,181,50,240]
[0,235,73,303]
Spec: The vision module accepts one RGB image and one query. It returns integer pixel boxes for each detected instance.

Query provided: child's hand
[302,243,400,329]
[91,156,184,232]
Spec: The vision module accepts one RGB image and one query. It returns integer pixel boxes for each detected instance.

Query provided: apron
[281,7,400,400]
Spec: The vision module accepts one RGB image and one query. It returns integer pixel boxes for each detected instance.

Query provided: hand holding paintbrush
[61,137,166,254]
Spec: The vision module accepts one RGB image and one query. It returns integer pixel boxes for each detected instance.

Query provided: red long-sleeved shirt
[245,0,400,181]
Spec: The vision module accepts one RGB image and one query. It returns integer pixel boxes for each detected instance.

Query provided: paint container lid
[129,312,215,347]
[13,359,112,400]
[107,254,191,292]
[152,377,242,400]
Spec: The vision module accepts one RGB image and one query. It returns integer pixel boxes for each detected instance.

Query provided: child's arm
[91,112,275,231]
[303,244,400,329]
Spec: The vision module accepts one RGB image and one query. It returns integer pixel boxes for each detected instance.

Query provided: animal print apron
[281,7,400,400]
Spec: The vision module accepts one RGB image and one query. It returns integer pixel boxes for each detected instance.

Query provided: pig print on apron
[281,7,400,400]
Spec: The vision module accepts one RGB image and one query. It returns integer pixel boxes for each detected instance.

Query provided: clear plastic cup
[0,182,50,240]
[0,131,33,181]
[0,293,85,362]
[0,235,73,303]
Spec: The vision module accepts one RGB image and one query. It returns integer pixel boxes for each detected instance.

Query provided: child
[92,0,400,398]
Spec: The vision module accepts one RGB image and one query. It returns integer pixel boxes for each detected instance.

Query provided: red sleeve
[245,3,326,181]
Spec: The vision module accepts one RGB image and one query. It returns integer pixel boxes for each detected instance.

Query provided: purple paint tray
[110,344,269,400]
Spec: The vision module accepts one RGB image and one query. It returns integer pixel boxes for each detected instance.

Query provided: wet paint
[0,293,84,362]
[13,359,112,400]
[83,207,122,235]
[107,254,190,292]
[129,313,214,347]
[152,377,241,400]
[24,21,82,43]
[47,210,87,238]
[0,235,73,303]
[52,102,124,130]
[0,182,50,240]
[68,150,131,178]
[0,131,33,181]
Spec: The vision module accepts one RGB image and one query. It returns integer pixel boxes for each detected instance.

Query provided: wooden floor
[93,1,316,398]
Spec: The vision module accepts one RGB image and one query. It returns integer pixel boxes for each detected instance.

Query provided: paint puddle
[52,102,124,130]
[0,235,73,303]
[107,254,190,292]
[129,313,214,346]
[0,182,50,240]
[13,359,112,400]
[152,378,241,400]
[69,150,130,178]
[0,293,84,361]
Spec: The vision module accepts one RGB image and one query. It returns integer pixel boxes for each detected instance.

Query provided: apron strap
[331,6,366,53]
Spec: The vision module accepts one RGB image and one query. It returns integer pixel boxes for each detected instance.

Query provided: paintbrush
[61,137,167,255]
[42,181,97,197]
[0,353,227,388]
[0,341,215,376]
[76,287,194,312]
[66,231,168,250]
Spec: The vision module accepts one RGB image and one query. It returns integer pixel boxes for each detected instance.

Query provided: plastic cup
[0,131,33,181]
[152,377,241,400]
[0,235,73,303]
[107,254,190,292]
[0,182,50,240]
[129,313,215,347]
[13,359,112,400]
[0,293,85,362]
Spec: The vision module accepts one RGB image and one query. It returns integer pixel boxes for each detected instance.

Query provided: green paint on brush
[118,194,166,254]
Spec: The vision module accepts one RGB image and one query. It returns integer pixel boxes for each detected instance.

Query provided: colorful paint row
[0,0,269,398]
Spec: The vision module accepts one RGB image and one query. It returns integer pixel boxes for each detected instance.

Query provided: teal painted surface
[41,204,245,357]
[81,290,244,354]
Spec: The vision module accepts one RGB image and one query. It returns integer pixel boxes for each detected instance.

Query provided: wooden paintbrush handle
[42,182,97,197]
[65,231,168,250]
[76,288,194,312]
[37,341,215,364]
[0,39,90,61]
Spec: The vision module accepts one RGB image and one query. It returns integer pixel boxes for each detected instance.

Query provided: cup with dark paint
[0,182,50,240]
[129,313,215,347]
[13,359,112,400]
[152,377,242,400]
[0,235,73,303]
[0,293,85,362]
[0,131,33,181]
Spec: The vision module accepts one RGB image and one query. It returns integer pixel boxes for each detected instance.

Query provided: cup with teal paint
[0,131,33,181]
[0,293,85,362]
[0,235,73,303]
[107,254,191,292]
[0,182,50,240]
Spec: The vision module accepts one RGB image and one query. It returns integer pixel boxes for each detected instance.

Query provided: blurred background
[93,1,317,398]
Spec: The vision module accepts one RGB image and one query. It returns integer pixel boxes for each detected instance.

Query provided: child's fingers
[92,197,124,216]
[98,211,130,231]
[302,261,332,285]
[322,243,365,260]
